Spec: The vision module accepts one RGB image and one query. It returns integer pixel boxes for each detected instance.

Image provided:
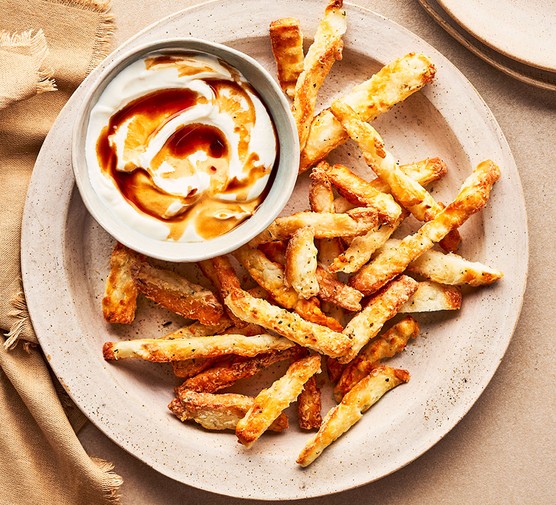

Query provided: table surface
[78,1,556,503]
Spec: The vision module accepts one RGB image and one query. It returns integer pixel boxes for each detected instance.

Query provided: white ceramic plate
[438,0,556,72]
[21,0,528,500]
[418,0,556,92]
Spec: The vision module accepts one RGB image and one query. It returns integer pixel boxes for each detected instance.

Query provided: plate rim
[21,0,529,499]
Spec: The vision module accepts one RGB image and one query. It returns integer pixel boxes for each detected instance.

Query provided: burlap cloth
[0,0,123,503]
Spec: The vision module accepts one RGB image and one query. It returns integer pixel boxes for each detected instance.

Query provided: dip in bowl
[73,39,299,261]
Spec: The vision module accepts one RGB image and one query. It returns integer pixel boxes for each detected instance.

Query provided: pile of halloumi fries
[101,0,503,467]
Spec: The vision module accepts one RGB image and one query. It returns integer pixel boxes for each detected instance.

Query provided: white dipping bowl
[72,38,299,262]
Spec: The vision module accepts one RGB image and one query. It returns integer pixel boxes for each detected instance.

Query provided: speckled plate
[21,0,528,500]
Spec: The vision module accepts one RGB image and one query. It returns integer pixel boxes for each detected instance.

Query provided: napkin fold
[0,0,122,503]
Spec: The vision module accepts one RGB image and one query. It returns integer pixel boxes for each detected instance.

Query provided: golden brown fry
[102,334,295,362]
[298,375,323,430]
[172,357,222,379]
[406,247,504,286]
[315,265,363,311]
[286,226,319,299]
[399,281,462,313]
[350,161,501,295]
[258,241,288,265]
[160,319,232,340]
[170,392,288,432]
[292,0,347,150]
[236,353,321,447]
[225,289,350,358]
[297,366,409,466]
[102,243,140,324]
[329,101,461,252]
[339,275,418,363]
[177,347,303,393]
[326,357,346,384]
[269,18,305,98]
[322,163,402,224]
[334,316,419,401]
[294,297,344,332]
[300,52,436,171]
[249,207,379,246]
[131,258,223,325]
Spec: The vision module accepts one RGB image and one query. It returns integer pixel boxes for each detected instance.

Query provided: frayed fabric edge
[91,457,123,505]
[4,290,37,351]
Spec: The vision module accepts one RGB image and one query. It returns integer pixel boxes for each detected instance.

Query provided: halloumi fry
[102,334,295,362]
[326,357,346,384]
[172,358,221,379]
[294,297,344,332]
[177,347,303,394]
[339,275,418,363]
[131,258,223,325]
[315,265,363,311]
[406,247,504,286]
[377,157,448,192]
[286,226,319,299]
[334,316,419,401]
[249,207,379,246]
[236,353,321,447]
[323,163,402,223]
[225,289,350,358]
[258,241,287,265]
[161,319,233,340]
[399,281,462,313]
[329,101,461,252]
[269,18,305,98]
[350,161,501,295]
[298,375,323,430]
[102,243,140,324]
[296,366,409,466]
[292,0,347,150]
[169,392,288,432]
[300,52,436,171]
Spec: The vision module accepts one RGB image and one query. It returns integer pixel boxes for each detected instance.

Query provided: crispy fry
[399,281,462,313]
[249,207,379,246]
[406,246,504,286]
[292,0,347,150]
[339,275,418,363]
[102,334,295,362]
[172,358,222,379]
[334,316,419,401]
[269,18,305,98]
[294,297,343,332]
[285,226,319,299]
[300,52,436,171]
[329,101,461,252]
[350,161,501,295]
[102,243,140,324]
[326,357,346,384]
[258,241,287,265]
[161,319,232,340]
[169,392,288,432]
[131,258,223,325]
[297,366,409,466]
[298,375,323,430]
[315,265,363,311]
[177,347,303,393]
[236,353,321,447]
[225,288,350,358]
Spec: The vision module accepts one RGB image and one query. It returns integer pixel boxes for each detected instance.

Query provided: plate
[418,0,556,92]
[21,0,528,500]
[437,0,556,72]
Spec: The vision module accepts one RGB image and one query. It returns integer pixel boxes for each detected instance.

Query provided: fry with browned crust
[297,366,409,466]
[315,265,363,311]
[169,392,288,432]
[225,288,350,358]
[294,297,343,332]
[269,18,305,98]
[350,161,501,295]
[236,353,321,447]
[326,357,346,384]
[399,281,462,313]
[292,0,347,150]
[176,347,303,393]
[298,375,323,430]
[102,243,140,324]
[329,101,461,252]
[339,275,418,363]
[102,334,295,362]
[285,226,319,299]
[334,316,419,401]
[300,52,436,171]
[172,358,221,379]
[249,207,380,246]
[131,258,223,325]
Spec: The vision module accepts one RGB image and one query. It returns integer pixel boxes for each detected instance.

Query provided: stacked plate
[418,0,556,91]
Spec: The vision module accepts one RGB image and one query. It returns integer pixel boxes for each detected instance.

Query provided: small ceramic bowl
[72,38,299,262]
